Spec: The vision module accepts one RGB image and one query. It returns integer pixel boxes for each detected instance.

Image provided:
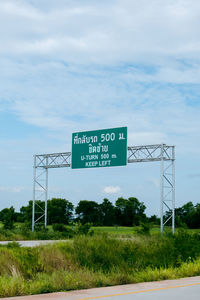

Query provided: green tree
[20,200,45,223]
[75,200,102,225]
[47,198,74,224]
[115,197,146,226]
[99,198,116,226]
[181,201,195,227]
[170,202,195,228]
[192,204,200,228]
[149,214,160,225]
[0,206,15,229]
[20,198,73,226]
[165,201,200,229]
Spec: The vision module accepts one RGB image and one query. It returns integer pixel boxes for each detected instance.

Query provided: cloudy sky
[0,0,200,216]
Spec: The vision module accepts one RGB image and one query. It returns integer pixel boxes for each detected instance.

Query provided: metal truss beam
[32,144,175,234]
[127,144,173,163]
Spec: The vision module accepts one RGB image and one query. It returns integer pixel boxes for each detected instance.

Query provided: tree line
[0,197,199,229]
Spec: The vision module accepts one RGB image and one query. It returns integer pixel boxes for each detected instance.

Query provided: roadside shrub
[38,244,74,273]
[52,223,66,232]
[3,219,15,230]
[34,224,46,232]
[136,222,151,235]
[19,223,32,238]
[6,242,20,249]
[172,229,200,264]
[74,222,92,235]
[14,247,42,278]
[52,224,74,238]
[73,234,125,272]
[0,248,20,276]
[62,228,74,238]
[34,229,56,240]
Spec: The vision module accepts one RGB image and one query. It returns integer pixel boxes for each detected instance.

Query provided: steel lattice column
[32,152,71,231]
[160,145,175,234]
[32,156,48,231]
[127,144,175,234]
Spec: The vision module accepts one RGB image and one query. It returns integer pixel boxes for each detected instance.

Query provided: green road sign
[71,127,127,169]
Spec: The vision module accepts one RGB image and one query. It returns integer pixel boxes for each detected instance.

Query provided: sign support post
[160,144,164,235]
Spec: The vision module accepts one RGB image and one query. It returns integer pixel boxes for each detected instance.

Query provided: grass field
[92,226,137,235]
[0,222,200,241]
[0,231,200,297]
[92,226,200,236]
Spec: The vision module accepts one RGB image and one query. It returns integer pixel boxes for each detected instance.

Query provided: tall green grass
[0,231,200,297]
[72,231,200,271]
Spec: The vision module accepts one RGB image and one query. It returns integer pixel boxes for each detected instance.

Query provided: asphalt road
[86,284,200,300]
[3,276,200,300]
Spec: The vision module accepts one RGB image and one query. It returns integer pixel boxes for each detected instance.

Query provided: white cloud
[103,186,121,194]
[188,174,200,179]
[0,0,200,65]
[145,179,159,188]
[1,58,200,154]
[0,1,40,19]
[0,186,25,193]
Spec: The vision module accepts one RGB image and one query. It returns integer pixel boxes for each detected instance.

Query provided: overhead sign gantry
[32,127,175,234]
